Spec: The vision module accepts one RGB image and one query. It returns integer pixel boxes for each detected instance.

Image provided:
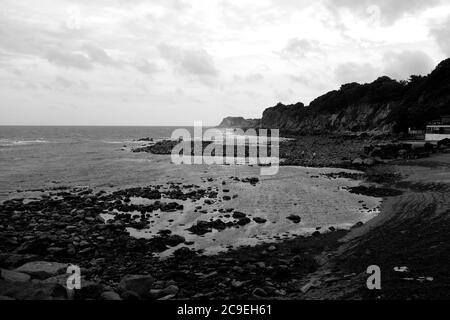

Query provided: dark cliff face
[257,58,450,135]
[216,117,261,129]
[261,77,404,134]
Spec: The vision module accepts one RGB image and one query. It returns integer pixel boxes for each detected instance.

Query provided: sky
[1,0,450,126]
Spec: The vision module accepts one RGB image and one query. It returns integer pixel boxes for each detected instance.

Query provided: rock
[42,274,70,287]
[351,221,364,229]
[158,294,176,300]
[252,288,268,297]
[0,253,38,268]
[150,285,179,299]
[161,285,179,296]
[119,275,154,297]
[0,279,67,300]
[0,295,15,300]
[300,279,320,293]
[75,281,104,300]
[100,291,122,300]
[232,211,246,219]
[363,158,376,166]
[352,158,364,165]
[268,246,277,252]
[237,217,251,226]
[120,290,140,300]
[287,215,301,223]
[253,217,267,224]
[148,289,163,299]
[1,269,31,282]
[231,280,244,288]
[15,261,68,280]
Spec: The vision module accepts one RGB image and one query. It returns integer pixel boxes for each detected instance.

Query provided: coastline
[1,143,449,299]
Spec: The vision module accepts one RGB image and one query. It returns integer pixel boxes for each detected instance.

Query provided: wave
[0,139,50,147]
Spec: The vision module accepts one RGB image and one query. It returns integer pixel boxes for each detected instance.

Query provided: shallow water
[0,126,381,255]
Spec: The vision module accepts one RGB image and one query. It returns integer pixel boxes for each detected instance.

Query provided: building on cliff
[425,115,450,142]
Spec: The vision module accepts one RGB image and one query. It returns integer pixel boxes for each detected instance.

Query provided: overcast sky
[1,0,450,126]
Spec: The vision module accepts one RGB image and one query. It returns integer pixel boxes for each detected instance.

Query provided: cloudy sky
[1,0,450,126]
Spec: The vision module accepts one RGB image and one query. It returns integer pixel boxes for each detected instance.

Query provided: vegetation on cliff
[219,58,450,135]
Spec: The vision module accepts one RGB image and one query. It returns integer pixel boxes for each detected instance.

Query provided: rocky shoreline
[1,137,450,300]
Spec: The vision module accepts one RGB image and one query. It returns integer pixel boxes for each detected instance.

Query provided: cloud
[334,62,379,84]
[53,76,89,90]
[234,73,264,83]
[327,0,443,25]
[44,44,121,70]
[82,44,118,66]
[44,49,93,70]
[281,38,321,59]
[275,88,295,103]
[430,15,450,56]
[159,43,219,85]
[134,60,160,75]
[383,50,435,80]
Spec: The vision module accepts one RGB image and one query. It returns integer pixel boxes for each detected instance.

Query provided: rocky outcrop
[216,117,261,129]
[218,58,450,135]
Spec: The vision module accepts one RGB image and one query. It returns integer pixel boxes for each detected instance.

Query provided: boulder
[0,279,67,300]
[119,275,154,297]
[1,269,31,282]
[15,261,68,280]
[287,215,301,224]
[101,291,122,300]
[149,285,179,299]
[253,217,267,224]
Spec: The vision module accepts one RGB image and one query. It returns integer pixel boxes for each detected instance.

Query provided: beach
[1,126,449,299]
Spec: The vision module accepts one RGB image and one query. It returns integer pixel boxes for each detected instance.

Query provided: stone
[148,289,163,299]
[161,285,179,296]
[232,211,246,219]
[120,290,140,300]
[0,279,67,300]
[287,215,301,224]
[1,269,31,282]
[119,274,154,297]
[0,253,38,268]
[363,158,376,166]
[253,217,267,224]
[100,291,122,300]
[158,294,176,300]
[75,281,104,300]
[15,261,68,280]
[252,288,268,297]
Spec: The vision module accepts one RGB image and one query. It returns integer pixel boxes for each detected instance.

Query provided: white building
[425,115,450,142]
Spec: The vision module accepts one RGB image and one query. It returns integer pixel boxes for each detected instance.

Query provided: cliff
[216,117,261,129]
[218,58,450,135]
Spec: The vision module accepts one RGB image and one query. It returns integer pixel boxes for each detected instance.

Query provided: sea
[0,126,381,254]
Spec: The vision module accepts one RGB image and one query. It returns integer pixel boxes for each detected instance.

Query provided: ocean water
[0,126,381,254]
[0,126,188,199]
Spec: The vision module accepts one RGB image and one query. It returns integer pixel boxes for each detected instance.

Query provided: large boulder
[1,269,31,282]
[15,261,68,280]
[118,275,155,298]
[0,279,67,300]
